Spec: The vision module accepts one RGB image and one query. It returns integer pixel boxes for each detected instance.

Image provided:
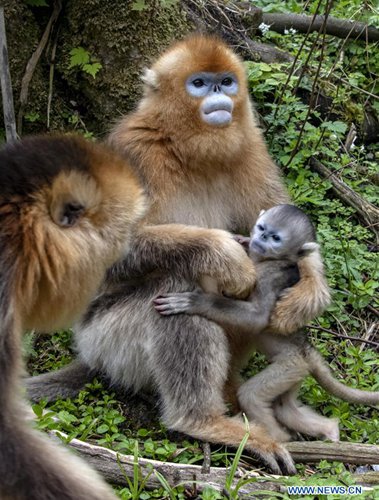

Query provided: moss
[57,0,193,133]
[2,0,192,136]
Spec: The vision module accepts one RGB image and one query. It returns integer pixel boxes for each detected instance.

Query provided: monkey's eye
[272,234,281,242]
[192,79,205,88]
[222,77,233,86]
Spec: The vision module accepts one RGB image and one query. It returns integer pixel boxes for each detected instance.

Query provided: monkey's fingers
[154,294,194,315]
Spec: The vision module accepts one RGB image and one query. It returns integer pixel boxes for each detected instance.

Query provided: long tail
[0,299,116,500]
[308,348,379,405]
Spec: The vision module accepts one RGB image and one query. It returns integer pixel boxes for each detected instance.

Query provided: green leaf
[69,47,90,68]
[82,62,102,78]
[96,424,109,434]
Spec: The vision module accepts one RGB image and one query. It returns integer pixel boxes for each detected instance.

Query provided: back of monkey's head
[0,134,146,331]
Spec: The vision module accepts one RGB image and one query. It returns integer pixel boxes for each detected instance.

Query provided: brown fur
[25,36,330,475]
[0,134,146,500]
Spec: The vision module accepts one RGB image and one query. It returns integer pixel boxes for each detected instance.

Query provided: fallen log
[57,434,379,494]
[286,441,379,465]
[262,13,379,42]
[63,435,283,495]
[309,157,379,239]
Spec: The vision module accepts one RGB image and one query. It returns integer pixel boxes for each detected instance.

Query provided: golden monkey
[26,36,332,474]
[0,133,149,499]
[155,205,379,442]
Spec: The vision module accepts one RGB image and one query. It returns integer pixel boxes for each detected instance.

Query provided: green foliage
[68,47,102,79]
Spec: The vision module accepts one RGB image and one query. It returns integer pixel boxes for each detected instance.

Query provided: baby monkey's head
[249,204,318,262]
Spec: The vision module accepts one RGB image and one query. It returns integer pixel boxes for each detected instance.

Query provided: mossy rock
[2,0,192,136]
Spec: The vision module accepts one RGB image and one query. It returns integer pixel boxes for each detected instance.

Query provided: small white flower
[284,28,297,35]
[360,145,365,151]
[259,22,271,35]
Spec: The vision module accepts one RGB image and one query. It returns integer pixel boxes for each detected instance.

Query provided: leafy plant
[68,47,102,79]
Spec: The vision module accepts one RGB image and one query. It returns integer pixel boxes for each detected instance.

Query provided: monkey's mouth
[202,109,232,126]
[249,240,266,255]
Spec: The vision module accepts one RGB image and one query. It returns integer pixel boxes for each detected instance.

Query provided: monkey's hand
[232,234,250,252]
[154,290,205,316]
[210,229,256,299]
[269,248,331,335]
[124,225,256,299]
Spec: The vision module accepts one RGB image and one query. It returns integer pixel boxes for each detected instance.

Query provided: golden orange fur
[109,34,330,332]
[0,134,146,500]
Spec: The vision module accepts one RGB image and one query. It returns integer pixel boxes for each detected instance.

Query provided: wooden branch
[238,37,294,64]
[63,435,283,495]
[286,441,379,465]
[309,157,379,238]
[56,434,379,494]
[353,471,379,486]
[262,13,379,42]
[0,7,17,142]
[17,0,62,135]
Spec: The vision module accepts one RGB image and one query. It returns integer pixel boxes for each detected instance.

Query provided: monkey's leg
[274,387,340,441]
[24,359,94,402]
[150,313,296,475]
[237,354,309,442]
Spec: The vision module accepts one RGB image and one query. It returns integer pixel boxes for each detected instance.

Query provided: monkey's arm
[154,289,273,333]
[111,224,256,299]
[269,249,331,335]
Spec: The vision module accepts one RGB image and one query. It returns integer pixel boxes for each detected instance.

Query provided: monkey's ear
[49,170,101,228]
[51,199,85,227]
[298,242,319,257]
[141,68,159,90]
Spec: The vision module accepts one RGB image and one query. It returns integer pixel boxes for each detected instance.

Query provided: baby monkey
[155,204,379,442]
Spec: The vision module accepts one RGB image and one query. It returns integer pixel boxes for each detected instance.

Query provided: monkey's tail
[307,348,379,405]
[0,301,116,500]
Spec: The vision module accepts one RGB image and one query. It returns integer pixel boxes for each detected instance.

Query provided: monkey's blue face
[186,72,238,126]
[249,219,285,258]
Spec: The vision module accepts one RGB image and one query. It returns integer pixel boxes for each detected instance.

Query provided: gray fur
[156,205,378,442]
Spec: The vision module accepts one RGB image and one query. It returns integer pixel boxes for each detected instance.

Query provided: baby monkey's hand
[154,290,205,316]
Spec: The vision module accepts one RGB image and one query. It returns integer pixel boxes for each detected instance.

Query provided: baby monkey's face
[248,205,319,262]
[250,216,286,259]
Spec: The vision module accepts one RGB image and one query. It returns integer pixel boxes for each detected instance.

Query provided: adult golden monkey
[2,134,251,499]
[26,35,330,475]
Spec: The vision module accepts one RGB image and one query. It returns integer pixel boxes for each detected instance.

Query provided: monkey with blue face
[155,204,379,442]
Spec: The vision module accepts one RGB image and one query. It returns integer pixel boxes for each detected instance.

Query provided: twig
[17,0,62,135]
[308,325,379,348]
[0,7,17,142]
[47,25,60,129]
